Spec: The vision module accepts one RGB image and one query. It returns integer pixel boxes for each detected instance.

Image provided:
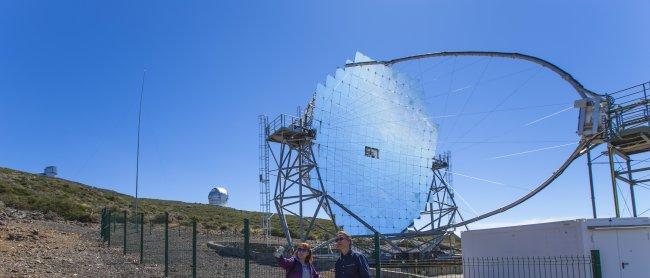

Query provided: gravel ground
[0,206,329,277]
[0,207,162,277]
[0,206,419,277]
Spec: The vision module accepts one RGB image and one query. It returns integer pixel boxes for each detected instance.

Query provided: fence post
[108,211,112,246]
[590,250,602,278]
[374,232,381,278]
[192,220,197,278]
[164,212,169,277]
[100,208,105,240]
[140,213,144,263]
[123,210,127,255]
[244,218,250,278]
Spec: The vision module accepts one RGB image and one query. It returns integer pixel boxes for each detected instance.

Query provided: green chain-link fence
[99,209,602,278]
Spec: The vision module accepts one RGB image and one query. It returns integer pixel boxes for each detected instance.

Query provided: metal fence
[377,256,598,278]
[99,209,603,278]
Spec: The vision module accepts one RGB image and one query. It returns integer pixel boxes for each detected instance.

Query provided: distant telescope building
[41,166,57,177]
[208,187,228,206]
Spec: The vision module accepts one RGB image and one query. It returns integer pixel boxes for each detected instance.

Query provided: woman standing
[275,243,320,278]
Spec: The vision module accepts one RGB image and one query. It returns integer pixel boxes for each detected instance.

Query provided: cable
[441,58,492,149]
[490,142,578,160]
[418,57,487,88]
[437,57,457,143]
[435,135,599,230]
[639,208,650,216]
[421,66,537,101]
[617,183,632,216]
[524,106,574,126]
[445,170,529,191]
[426,102,573,119]
[448,70,541,153]
[449,187,479,217]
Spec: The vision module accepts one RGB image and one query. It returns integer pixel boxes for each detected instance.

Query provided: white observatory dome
[208,187,228,206]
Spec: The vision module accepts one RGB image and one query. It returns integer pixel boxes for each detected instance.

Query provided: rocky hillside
[0,167,331,239]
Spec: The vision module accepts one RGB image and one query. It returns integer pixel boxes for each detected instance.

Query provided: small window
[365,146,379,159]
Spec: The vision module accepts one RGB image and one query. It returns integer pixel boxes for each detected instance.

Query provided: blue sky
[1,1,649,230]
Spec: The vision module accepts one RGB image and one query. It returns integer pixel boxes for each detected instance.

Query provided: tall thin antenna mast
[135,69,146,215]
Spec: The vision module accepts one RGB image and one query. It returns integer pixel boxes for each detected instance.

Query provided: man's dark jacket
[334,249,370,278]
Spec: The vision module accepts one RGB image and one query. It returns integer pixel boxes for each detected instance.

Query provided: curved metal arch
[345,51,604,230]
[442,135,599,230]
[369,135,598,236]
[345,51,601,99]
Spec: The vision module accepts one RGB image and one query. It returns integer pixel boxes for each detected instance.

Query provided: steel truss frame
[401,152,466,256]
[266,112,463,255]
[262,51,648,258]
[584,81,650,219]
[258,115,272,243]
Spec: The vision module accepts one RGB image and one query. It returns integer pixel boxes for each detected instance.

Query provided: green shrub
[0,167,334,237]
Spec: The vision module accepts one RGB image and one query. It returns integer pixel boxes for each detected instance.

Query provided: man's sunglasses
[334,237,347,242]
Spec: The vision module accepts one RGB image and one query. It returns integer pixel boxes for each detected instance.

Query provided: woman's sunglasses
[296,248,309,253]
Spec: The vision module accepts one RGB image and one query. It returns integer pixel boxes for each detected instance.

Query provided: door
[616,228,650,278]
[591,229,622,278]
[591,228,650,278]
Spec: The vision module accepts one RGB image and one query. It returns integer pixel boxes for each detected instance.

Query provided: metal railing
[267,114,308,135]
[608,81,650,134]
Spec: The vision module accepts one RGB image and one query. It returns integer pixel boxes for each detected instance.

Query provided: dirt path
[0,207,162,277]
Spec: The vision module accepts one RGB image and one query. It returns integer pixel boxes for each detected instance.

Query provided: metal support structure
[266,112,455,255]
[604,81,650,218]
[404,152,465,255]
[266,51,606,257]
[107,212,112,246]
[164,212,169,277]
[267,112,340,247]
[374,232,381,278]
[123,210,127,255]
[345,51,601,100]
[271,135,338,245]
[100,208,106,241]
[192,220,197,278]
[258,115,272,243]
[608,150,642,218]
[267,112,414,253]
[345,52,650,224]
[243,218,250,278]
[140,213,144,263]
[262,48,649,258]
[586,147,598,218]
[591,250,603,278]
[625,160,638,217]
[608,145,621,218]
[134,70,146,217]
[343,51,610,232]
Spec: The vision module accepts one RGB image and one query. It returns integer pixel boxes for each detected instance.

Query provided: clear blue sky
[1,1,649,230]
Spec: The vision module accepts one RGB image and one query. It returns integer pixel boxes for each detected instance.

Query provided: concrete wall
[461,218,650,278]
[462,220,587,258]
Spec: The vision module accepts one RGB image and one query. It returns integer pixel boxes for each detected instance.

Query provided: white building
[461,218,650,278]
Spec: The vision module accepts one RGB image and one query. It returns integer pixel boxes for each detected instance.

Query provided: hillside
[0,167,332,240]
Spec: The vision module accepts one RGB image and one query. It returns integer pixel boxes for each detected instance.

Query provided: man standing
[334,231,370,278]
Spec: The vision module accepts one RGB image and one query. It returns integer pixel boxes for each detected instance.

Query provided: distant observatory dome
[42,166,57,177]
[208,187,228,206]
